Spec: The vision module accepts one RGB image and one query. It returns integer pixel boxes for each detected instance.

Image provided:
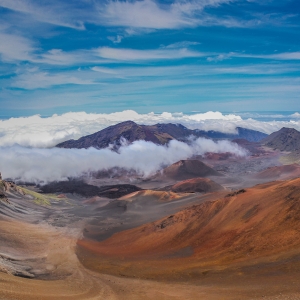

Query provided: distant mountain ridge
[56,121,267,149]
[56,121,195,149]
[198,127,267,142]
[262,127,300,152]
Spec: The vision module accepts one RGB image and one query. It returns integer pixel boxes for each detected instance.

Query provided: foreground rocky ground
[1,146,300,299]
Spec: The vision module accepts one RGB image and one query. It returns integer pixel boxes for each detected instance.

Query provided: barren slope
[169,177,224,193]
[262,127,300,152]
[78,178,300,279]
[254,163,300,181]
[162,159,221,180]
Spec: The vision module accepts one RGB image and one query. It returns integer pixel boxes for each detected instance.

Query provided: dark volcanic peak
[163,160,221,180]
[56,120,267,150]
[262,127,300,152]
[56,121,195,149]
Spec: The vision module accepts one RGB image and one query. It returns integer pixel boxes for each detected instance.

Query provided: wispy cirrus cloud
[96,0,295,30]
[0,0,296,35]
[235,51,300,61]
[0,0,86,29]
[35,49,97,66]
[38,46,205,65]
[265,52,300,60]
[98,0,198,29]
[95,46,205,61]
[98,0,235,29]
[0,32,35,62]
[12,68,95,89]
[0,29,206,65]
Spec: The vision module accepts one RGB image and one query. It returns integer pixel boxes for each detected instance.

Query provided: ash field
[1,118,300,299]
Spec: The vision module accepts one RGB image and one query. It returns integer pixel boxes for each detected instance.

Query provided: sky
[0,0,300,117]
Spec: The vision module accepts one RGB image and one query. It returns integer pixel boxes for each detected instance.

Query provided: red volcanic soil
[163,159,221,180]
[170,177,224,193]
[255,163,300,180]
[119,189,186,202]
[78,178,300,279]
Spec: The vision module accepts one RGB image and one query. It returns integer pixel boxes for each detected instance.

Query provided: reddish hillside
[255,163,300,180]
[163,160,221,180]
[119,189,186,202]
[78,178,300,278]
[170,177,224,193]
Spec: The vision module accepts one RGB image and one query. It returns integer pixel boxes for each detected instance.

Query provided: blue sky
[0,0,300,116]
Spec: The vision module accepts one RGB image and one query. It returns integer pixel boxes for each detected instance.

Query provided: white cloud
[0,138,247,183]
[0,32,35,62]
[98,0,241,30]
[107,35,123,44]
[0,110,300,149]
[36,49,90,66]
[98,0,285,30]
[12,69,95,89]
[291,112,300,118]
[2,108,300,183]
[235,51,300,61]
[267,52,300,60]
[0,38,205,65]
[207,54,230,62]
[0,0,238,32]
[162,41,200,48]
[95,46,204,61]
[0,0,86,29]
[99,0,199,29]
[0,0,293,39]
[91,66,118,75]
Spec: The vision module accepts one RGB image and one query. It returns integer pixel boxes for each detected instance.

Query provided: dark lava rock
[39,180,142,199]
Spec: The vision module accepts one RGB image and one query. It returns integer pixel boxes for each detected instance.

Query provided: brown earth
[119,189,187,202]
[169,177,224,193]
[1,207,290,300]
[2,177,300,299]
[162,159,221,180]
[77,178,300,281]
[255,163,300,181]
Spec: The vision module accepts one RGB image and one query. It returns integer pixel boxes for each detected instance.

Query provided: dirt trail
[0,217,281,300]
[0,218,234,300]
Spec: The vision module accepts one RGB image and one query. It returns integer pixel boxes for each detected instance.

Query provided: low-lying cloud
[0,138,247,183]
[1,110,300,148]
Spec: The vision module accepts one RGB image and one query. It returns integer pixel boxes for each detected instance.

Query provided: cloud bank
[0,138,247,183]
[0,110,300,148]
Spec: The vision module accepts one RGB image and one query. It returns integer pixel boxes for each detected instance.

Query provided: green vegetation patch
[20,187,51,206]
